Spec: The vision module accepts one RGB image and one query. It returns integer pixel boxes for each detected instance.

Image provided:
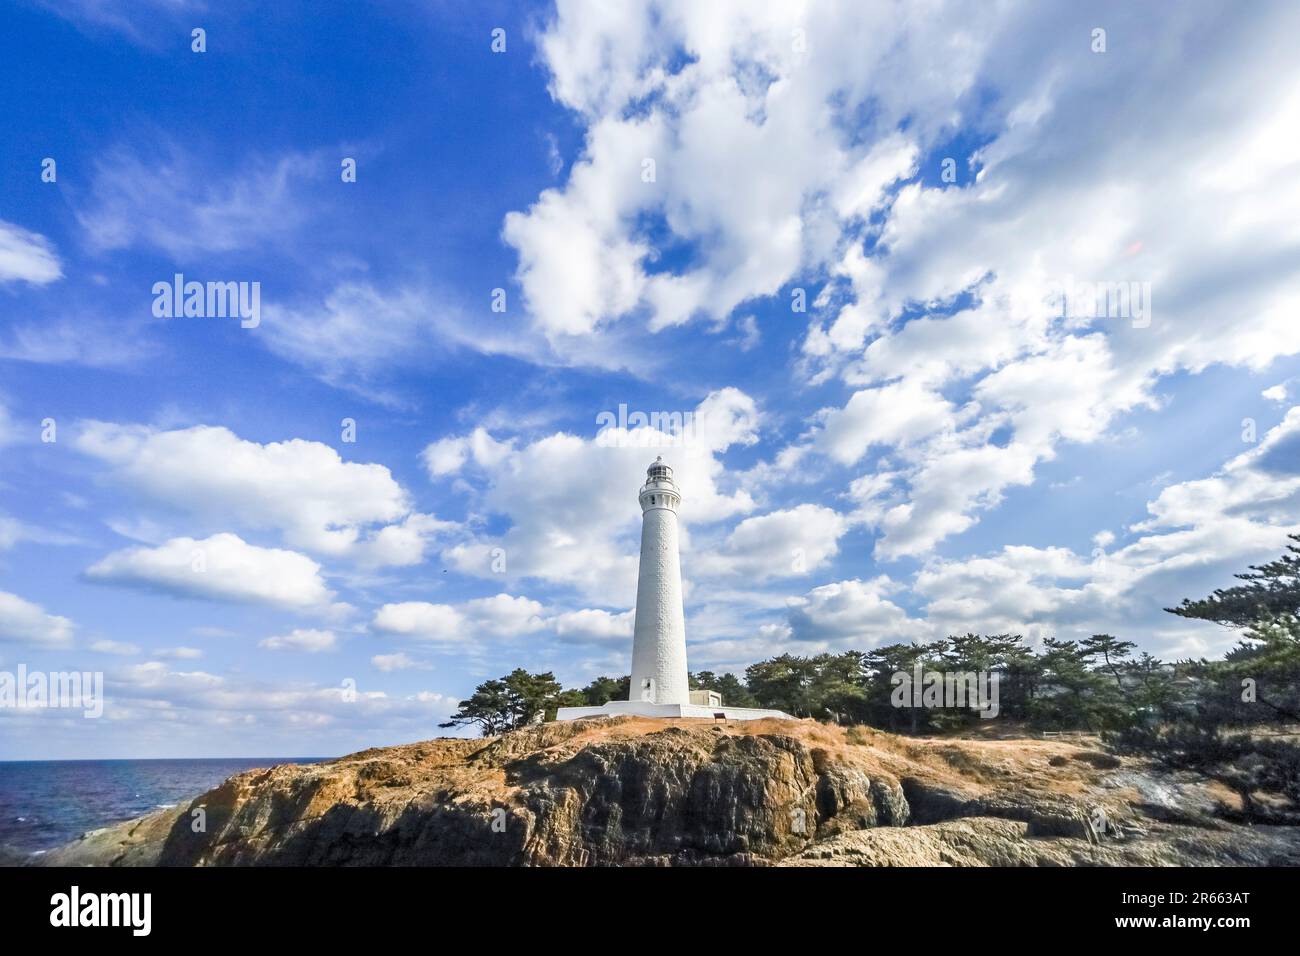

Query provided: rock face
[36,717,1300,867]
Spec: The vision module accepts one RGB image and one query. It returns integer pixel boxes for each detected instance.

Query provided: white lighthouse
[629,457,689,704]
[555,458,791,722]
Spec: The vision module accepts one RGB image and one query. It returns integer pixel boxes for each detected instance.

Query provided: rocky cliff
[37,716,1300,866]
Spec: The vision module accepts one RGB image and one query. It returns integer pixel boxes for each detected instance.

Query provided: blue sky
[2,0,1300,758]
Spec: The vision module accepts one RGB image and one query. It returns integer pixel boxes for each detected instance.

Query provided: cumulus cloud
[505,3,934,341]
[551,607,635,645]
[436,388,760,601]
[370,652,429,672]
[353,513,459,570]
[809,380,957,467]
[260,628,339,653]
[693,504,848,582]
[372,594,546,643]
[783,577,931,648]
[84,533,339,611]
[421,428,514,478]
[0,591,74,647]
[74,423,450,566]
[373,595,644,652]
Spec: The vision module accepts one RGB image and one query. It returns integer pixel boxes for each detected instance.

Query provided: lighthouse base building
[557,458,791,723]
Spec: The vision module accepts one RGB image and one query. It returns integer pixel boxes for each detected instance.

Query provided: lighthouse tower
[554,458,791,721]
[628,457,689,705]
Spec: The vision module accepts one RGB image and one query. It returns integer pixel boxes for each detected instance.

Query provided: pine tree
[1166,536,1300,722]
[1166,534,1300,626]
[440,669,573,735]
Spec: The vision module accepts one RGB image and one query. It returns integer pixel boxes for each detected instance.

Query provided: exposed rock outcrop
[36,717,1300,867]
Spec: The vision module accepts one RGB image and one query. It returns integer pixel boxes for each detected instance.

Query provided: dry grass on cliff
[475,716,1128,803]
[182,716,1133,824]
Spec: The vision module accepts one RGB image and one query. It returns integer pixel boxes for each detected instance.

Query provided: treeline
[702,634,1179,733]
[439,624,1295,737]
[559,632,1229,734]
[441,537,1299,738]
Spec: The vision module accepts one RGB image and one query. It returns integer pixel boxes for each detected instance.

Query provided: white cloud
[0,220,62,285]
[0,313,157,368]
[0,515,21,550]
[862,439,1040,561]
[0,404,14,449]
[803,8,1300,551]
[77,144,318,257]
[505,2,940,342]
[694,504,848,582]
[84,533,338,611]
[89,639,141,655]
[0,512,83,550]
[35,0,205,45]
[259,283,576,401]
[907,409,1300,651]
[1137,406,1300,535]
[725,407,1300,662]
[1263,383,1289,404]
[371,652,429,672]
[371,601,463,642]
[353,513,459,569]
[74,422,448,565]
[47,660,461,752]
[465,593,548,636]
[372,594,546,643]
[438,388,760,601]
[914,546,1101,640]
[552,607,634,645]
[784,577,931,649]
[421,428,514,478]
[502,130,654,337]
[377,598,638,650]
[810,380,957,467]
[0,591,74,647]
[797,332,1161,560]
[260,628,338,653]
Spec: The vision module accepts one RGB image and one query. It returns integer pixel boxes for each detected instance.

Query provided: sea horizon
[0,756,328,860]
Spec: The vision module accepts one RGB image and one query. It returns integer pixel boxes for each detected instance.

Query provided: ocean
[0,757,323,862]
